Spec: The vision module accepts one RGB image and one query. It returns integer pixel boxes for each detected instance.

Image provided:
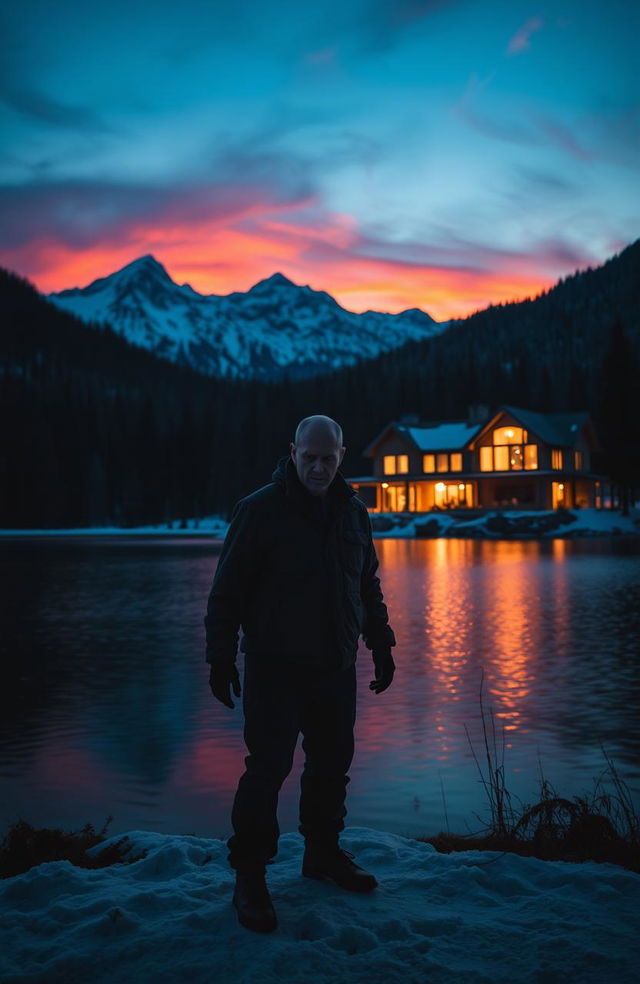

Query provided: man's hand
[369,649,395,695]
[209,660,241,709]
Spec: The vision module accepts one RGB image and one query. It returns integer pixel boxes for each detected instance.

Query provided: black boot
[302,844,378,893]
[232,869,278,933]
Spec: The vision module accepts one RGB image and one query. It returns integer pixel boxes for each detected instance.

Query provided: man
[205,414,396,933]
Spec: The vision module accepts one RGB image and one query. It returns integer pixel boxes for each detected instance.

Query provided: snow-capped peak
[48,256,447,380]
[248,272,297,291]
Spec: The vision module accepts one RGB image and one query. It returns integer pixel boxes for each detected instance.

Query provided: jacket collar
[272,456,355,515]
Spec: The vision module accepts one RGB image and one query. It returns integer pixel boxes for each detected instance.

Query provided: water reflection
[1,535,638,838]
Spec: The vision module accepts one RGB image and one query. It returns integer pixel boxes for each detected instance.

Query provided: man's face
[290,428,346,496]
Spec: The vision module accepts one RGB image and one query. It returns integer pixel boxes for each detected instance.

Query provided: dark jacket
[204,456,395,671]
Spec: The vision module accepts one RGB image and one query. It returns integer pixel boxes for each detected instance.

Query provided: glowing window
[450,453,462,472]
[383,455,396,475]
[574,450,583,471]
[494,446,509,471]
[552,449,563,470]
[493,426,526,445]
[436,454,449,472]
[423,454,435,473]
[509,445,523,470]
[480,446,493,471]
[524,444,538,470]
[397,454,409,473]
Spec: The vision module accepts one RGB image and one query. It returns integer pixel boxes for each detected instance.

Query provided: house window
[494,446,509,471]
[552,449,563,470]
[480,446,493,471]
[493,426,527,445]
[480,444,539,471]
[434,481,473,508]
[509,446,524,470]
[380,483,407,511]
[450,453,462,471]
[423,454,435,473]
[383,454,409,475]
[552,481,566,509]
[574,450,583,471]
[436,453,449,472]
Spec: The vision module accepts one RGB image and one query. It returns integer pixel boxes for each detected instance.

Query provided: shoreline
[1,507,639,541]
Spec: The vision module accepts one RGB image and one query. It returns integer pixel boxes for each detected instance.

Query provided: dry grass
[0,816,147,879]
[420,672,640,873]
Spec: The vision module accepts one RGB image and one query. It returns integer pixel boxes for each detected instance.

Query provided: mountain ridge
[48,256,443,380]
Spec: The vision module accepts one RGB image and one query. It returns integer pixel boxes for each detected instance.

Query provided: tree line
[1,239,639,527]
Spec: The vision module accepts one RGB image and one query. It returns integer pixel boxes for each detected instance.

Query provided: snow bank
[372,507,640,539]
[2,827,638,983]
[0,516,229,538]
[1,508,639,541]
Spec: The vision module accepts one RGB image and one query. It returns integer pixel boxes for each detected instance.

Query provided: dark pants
[227,657,357,871]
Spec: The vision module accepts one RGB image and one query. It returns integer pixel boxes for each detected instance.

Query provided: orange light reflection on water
[421,540,478,760]
[374,538,574,760]
[477,541,543,733]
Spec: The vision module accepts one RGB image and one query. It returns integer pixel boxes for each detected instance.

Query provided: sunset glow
[1,0,636,317]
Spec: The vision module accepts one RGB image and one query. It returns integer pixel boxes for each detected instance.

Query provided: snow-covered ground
[0,517,229,538]
[1,508,638,540]
[2,827,637,983]
[371,507,640,539]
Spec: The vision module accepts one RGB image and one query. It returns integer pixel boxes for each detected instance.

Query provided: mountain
[2,240,638,527]
[48,256,445,380]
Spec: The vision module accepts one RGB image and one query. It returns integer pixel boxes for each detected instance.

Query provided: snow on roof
[2,826,638,982]
[404,421,481,450]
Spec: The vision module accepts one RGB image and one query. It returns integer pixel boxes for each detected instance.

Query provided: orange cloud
[2,203,568,321]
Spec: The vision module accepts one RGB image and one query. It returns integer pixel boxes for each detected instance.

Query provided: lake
[1,535,639,843]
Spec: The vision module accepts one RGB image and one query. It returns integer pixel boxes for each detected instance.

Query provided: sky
[1,0,638,318]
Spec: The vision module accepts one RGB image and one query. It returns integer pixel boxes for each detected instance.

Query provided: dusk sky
[1,0,638,318]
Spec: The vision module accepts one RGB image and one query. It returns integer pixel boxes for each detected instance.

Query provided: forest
[1,240,639,527]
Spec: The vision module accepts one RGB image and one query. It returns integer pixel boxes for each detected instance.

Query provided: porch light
[436,482,445,491]
[381,482,389,488]
[505,429,514,437]
[458,484,465,490]
[559,484,564,490]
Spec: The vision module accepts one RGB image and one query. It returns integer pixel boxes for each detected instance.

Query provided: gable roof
[362,406,599,457]
[362,419,484,456]
[478,406,594,448]
[404,421,482,451]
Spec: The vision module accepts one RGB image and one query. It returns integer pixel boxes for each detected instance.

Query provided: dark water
[1,535,639,840]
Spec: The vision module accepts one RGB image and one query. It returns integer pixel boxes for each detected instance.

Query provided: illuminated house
[349,405,606,512]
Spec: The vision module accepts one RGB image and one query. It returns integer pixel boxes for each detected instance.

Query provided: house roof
[361,419,483,456]
[404,421,482,451]
[483,406,592,448]
[362,406,598,457]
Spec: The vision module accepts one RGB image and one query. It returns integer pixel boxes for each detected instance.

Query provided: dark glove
[369,649,395,695]
[209,659,241,709]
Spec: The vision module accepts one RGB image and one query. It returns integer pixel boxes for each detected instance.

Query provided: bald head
[294,414,343,447]
[290,415,345,496]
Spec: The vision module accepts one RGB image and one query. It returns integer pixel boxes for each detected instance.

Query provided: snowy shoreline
[2,826,638,983]
[1,507,638,540]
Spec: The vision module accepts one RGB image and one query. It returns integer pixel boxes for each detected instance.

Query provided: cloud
[531,112,593,161]
[0,190,617,320]
[0,85,116,133]
[452,73,538,146]
[507,16,543,55]
[0,168,315,254]
[303,46,339,67]
[453,73,619,164]
[324,0,464,54]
